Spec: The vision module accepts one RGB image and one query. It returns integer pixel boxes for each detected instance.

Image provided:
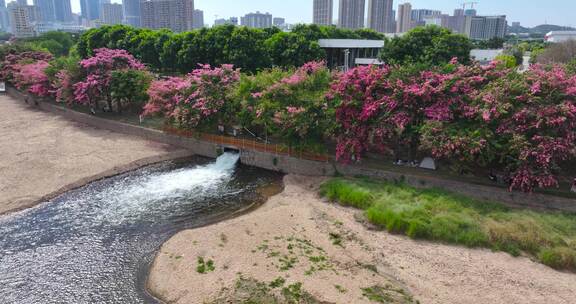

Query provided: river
[0,153,282,303]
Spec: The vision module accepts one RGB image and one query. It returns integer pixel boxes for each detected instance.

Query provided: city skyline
[4,0,575,28]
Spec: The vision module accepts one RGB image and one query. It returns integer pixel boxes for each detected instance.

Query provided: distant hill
[509,24,576,34]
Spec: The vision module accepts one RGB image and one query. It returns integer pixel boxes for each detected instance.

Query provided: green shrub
[320,177,576,271]
[320,179,373,209]
[539,247,576,270]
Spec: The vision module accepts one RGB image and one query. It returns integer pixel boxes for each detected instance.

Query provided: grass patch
[210,276,320,304]
[320,178,576,271]
[361,285,415,303]
[196,257,216,274]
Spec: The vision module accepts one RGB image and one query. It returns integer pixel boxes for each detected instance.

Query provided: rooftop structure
[319,39,384,70]
[545,31,576,43]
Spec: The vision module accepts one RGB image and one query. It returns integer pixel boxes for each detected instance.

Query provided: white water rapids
[0,153,280,304]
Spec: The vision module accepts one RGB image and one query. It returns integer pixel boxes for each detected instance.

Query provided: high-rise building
[8,2,35,37]
[367,0,393,33]
[469,15,507,40]
[411,9,441,25]
[140,0,194,32]
[123,0,140,26]
[0,0,10,31]
[192,9,203,28]
[396,2,412,33]
[240,11,272,28]
[33,0,55,22]
[338,0,364,29]
[214,16,237,26]
[31,0,71,23]
[313,0,332,26]
[273,17,285,27]
[100,2,122,25]
[16,0,28,7]
[80,0,102,21]
[53,0,72,22]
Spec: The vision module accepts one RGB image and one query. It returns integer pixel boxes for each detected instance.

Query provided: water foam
[94,152,241,225]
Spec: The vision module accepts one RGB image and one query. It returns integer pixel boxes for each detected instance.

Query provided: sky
[10,0,576,28]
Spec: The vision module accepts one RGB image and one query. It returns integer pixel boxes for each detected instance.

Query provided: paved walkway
[0,94,180,215]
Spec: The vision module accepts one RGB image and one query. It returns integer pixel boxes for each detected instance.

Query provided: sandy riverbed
[149,175,576,304]
[0,95,184,215]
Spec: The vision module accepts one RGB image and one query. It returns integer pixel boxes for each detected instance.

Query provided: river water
[0,153,282,303]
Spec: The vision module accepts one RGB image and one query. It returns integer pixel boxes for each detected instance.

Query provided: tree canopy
[76,24,383,73]
[380,26,472,66]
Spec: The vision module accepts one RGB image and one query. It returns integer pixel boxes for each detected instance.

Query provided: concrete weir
[6,86,576,213]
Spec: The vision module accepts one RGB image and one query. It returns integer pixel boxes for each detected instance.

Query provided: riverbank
[0,94,187,215]
[149,175,576,304]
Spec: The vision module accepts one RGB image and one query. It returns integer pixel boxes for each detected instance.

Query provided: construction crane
[462,2,479,10]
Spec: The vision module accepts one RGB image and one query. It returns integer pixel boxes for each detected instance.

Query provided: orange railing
[163,126,330,162]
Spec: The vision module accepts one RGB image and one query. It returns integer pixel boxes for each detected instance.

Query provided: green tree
[104,24,132,50]
[109,70,152,113]
[226,27,271,72]
[177,30,202,72]
[380,26,472,66]
[494,54,517,68]
[265,32,325,68]
[473,37,505,49]
[160,32,183,73]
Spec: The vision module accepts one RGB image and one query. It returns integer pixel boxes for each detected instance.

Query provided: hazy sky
[12,0,576,28]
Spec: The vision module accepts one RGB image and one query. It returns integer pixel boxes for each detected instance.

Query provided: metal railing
[163,126,330,162]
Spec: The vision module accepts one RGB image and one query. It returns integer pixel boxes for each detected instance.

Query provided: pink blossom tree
[143,64,240,130]
[246,61,333,149]
[420,63,576,192]
[73,48,146,112]
[330,60,503,163]
[13,61,53,97]
[0,51,54,97]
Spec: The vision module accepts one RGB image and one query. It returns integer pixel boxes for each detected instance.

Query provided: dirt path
[0,95,183,215]
[149,175,576,304]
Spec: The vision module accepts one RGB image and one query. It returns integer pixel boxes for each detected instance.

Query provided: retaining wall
[6,87,575,212]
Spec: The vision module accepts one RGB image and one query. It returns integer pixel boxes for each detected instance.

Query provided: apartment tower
[122,0,140,26]
[192,9,203,29]
[100,2,122,25]
[396,2,412,33]
[313,0,332,25]
[367,0,394,33]
[338,0,365,29]
[140,0,194,32]
[240,11,272,28]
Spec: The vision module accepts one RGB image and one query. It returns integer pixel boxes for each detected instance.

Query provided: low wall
[6,87,575,212]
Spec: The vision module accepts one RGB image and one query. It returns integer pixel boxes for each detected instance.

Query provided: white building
[545,31,576,43]
[470,49,503,65]
[319,39,384,70]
